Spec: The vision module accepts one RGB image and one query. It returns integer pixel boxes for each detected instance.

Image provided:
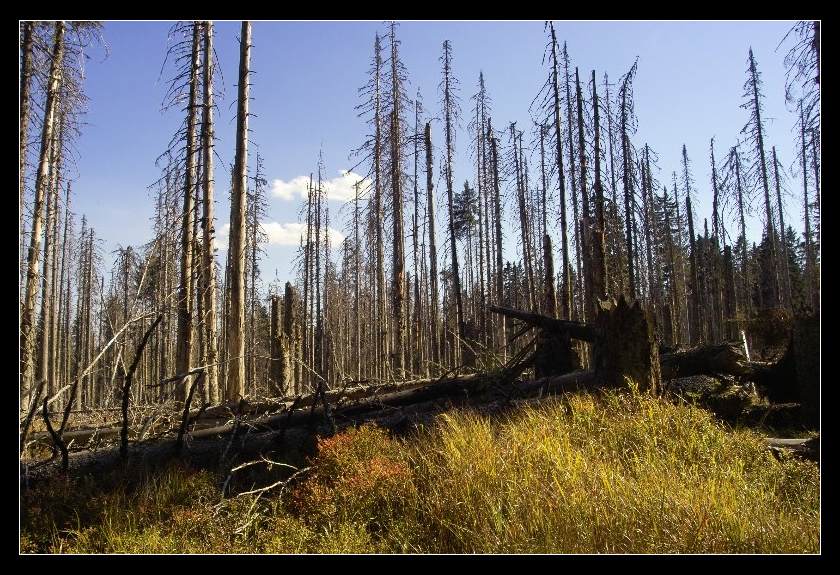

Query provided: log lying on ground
[765,436,819,462]
[660,343,760,381]
[24,373,480,451]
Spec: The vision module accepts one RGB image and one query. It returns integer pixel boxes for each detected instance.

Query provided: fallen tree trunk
[765,436,819,462]
[25,374,456,450]
[660,343,761,381]
[488,305,597,342]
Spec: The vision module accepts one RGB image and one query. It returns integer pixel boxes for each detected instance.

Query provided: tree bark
[21,21,65,405]
[200,21,220,404]
[175,22,201,401]
[225,21,251,401]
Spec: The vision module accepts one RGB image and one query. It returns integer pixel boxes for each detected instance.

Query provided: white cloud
[261,221,345,248]
[214,223,230,252]
[215,221,345,250]
[270,170,370,203]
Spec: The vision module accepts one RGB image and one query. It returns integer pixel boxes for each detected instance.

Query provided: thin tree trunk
[21,21,65,404]
[550,24,571,320]
[200,21,219,404]
[442,41,465,361]
[20,21,35,248]
[591,70,608,302]
[175,22,201,401]
[489,122,505,361]
[772,146,792,309]
[224,21,251,402]
[425,122,440,371]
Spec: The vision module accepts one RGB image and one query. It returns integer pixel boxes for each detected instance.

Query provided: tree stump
[593,296,661,393]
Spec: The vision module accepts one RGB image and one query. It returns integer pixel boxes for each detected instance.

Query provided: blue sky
[67,20,803,286]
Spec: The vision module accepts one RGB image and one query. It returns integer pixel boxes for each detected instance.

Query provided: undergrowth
[20,389,819,554]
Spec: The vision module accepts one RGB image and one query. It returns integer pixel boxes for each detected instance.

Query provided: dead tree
[387,22,408,377]
[175,22,200,401]
[21,21,65,405]
[771,147,793,309]
[200,21,219,404]
[742,48,780,307]
[225,21,251,401]
[591,70,608,303]
[618,60,638,298]
[441,40,465,362]
[548,23,572,320]
[489,121,506,361]
[682,145,703,344]
[19,21,35,241]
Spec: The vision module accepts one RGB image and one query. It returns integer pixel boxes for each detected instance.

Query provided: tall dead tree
[618,60,638,298]
[771,147,793,309]
[441,40,465,361]
[489,121,505,360]
[548,23,572,320]
[591,70,608,303]
[742,48,779,307]
[412,95,422,374]
[19,21,35,243]
[37,110,63,402]
[576,67,594,321]
[799,102,816,311]
[200,21,219,404]
[21,21,65,404]
[388,23,407,377]
[682,145,703,344]
[562,43,581,319]
[225,21,251,401]
[425,122,440,370]
[175,22,200,401]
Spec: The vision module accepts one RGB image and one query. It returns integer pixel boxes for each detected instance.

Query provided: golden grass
[20,389,819,554]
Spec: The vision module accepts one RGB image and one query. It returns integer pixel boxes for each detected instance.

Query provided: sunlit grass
[21,389,819,554]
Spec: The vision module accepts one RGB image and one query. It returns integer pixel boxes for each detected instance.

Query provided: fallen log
[765,436,819,462]
[24,374,454,450]
[488,305,597,342]
[660,343,759,381]
[24,375,474,448]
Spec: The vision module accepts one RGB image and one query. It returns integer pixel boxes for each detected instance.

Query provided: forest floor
[20,388,820,554]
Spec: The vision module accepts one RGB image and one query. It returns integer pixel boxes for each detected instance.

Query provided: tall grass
[21,390,819,554]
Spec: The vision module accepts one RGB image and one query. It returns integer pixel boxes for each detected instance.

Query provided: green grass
[20,389,819,554]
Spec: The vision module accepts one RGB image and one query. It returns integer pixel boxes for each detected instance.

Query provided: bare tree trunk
[442,40,465,362]
[747,49,780,307]
[800,104,816,311]
[283,282,298,394]
[37,112,62,402]
[620,88,635,299]
[576,68,594,322]
[549,23,571,320]
[772,147,792,309]
[200,21,220,404]
[224,21,251,402]
[734,151,752,323]
[425,122,440,371]
[591,71,608,304]
[57,183,72,394]
[512,126,535,311]
[389,26,406,377]
[21,21,65,405]
[489,122,506,361]
[20,21,35,247]
[175,22,201,401]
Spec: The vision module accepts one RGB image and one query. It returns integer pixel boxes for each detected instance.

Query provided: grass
[20,389,820,554]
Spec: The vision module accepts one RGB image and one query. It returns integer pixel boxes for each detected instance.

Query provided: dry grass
[20,388,819,554]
